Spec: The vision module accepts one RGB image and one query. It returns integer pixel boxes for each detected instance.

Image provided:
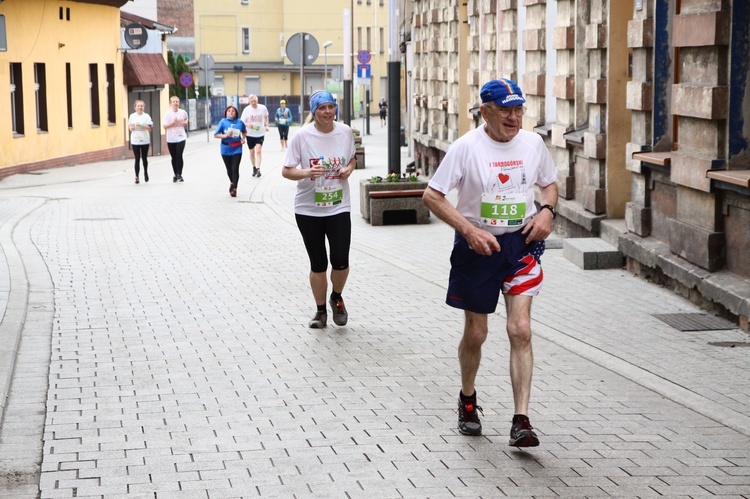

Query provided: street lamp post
[233,65,242,107]
[323,41,333,92]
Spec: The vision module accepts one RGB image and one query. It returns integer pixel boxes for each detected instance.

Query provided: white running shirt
[283,123,356,217]
[428,125,557,235]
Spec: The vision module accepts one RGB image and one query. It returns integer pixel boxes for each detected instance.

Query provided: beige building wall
[0,0,128,174]
[193,0,389,117]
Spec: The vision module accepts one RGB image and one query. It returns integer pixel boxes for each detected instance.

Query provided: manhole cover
[653,313,737,331]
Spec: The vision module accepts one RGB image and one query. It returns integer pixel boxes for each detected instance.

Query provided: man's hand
[466,227,501,255]
[522,209,553,243]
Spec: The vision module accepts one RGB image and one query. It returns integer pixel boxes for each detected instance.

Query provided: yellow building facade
[193,0,389,118]
[0,0,130,177]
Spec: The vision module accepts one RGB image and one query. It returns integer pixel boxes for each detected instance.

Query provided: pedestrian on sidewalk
[128,100,153,184]
[281,90,356,329]
[240,94,269,178]
[378,98,387,127]
[275,99,292,151]
[422,78,558,447]
[163,96,188,183]
[214,105,247,198]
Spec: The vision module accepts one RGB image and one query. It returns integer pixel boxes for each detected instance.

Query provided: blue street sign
[179,72,194,88]
[357,50,371,64]
[357,64,371,78]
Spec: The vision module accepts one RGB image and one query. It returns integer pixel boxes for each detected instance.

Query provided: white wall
[120,0,157,20]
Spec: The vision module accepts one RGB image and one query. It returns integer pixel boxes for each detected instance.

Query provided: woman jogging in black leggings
[281,91,357,328]
[128,100,153,184]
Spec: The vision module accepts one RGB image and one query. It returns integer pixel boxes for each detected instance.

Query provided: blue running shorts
[446,229,546,314]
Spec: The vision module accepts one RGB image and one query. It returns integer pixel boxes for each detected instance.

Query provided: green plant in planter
[370,171,421,183]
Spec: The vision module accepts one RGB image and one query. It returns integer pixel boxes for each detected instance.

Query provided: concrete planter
[359,179,428,220]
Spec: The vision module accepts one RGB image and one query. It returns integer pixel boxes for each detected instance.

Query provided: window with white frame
[241,0,249,5]
[212,75,225,96]
[379,28,384,54]
[242,27,251,53]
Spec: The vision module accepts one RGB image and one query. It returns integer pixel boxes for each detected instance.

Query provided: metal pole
[185,85,189,132]
[387,0,401,174]
[300,34,305,120]
[343,8,352,125]
[365,89,370,135]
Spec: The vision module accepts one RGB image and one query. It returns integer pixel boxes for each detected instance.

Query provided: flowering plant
[370,171,421,183]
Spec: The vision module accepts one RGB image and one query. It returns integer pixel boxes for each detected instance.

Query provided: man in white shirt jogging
[240,94,270,177]
[423,78,558,448]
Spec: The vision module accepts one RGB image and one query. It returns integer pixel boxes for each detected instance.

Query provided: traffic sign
[286,32,319,66]
[357,50,371,64]
[179,72,194,88]
[198,54,214,70]
[357,64,371,78]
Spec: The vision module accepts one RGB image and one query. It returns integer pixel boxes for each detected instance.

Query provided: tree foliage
[167,51,196,99]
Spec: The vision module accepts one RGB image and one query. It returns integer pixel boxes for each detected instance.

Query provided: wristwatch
[540,204,557,219]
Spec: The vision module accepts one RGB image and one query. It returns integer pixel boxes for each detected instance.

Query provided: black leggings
[132,144,149,176]
[222,153,242,187]
[278,125,290,140]
[295,212,351,273]
[168,141,186,176]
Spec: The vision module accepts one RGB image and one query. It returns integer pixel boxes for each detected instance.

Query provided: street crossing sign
[357,64,371,78]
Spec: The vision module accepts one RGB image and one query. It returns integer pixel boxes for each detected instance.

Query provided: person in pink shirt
[163,96,189,182]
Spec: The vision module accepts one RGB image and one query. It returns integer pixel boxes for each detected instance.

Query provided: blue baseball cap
[310,90,337,116]
[480,78,526,107]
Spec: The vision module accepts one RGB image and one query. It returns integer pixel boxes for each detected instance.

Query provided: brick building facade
[402,0,750,330]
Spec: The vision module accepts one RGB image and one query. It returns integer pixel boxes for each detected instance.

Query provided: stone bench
[369,189,430,226]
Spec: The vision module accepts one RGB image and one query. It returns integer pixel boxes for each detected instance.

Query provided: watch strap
[540,204,556,219]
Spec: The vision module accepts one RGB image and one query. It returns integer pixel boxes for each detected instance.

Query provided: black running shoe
[509,415,539,447]
[329,298,348,326]
[457,393,483,436]
[252,167,258,177]
[308,311,327,328]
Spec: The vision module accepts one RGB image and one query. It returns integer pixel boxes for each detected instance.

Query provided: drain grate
[709,341,750,348]
[74,218,123,222]
[653,313,737,331]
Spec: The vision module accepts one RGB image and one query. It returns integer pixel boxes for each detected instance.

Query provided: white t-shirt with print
[428,126,557,235]
[283,123,356,217]
[164,108,188,143]
[128,112,153,145]
[240,104,269,138]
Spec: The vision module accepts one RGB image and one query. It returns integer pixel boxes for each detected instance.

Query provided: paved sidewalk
[0,122,749,498]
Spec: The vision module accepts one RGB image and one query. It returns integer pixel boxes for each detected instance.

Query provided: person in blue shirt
[214,105,247,198]
[275,99,293,151]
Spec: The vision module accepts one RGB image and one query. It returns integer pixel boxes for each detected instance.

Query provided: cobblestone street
[1,124,749,498]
